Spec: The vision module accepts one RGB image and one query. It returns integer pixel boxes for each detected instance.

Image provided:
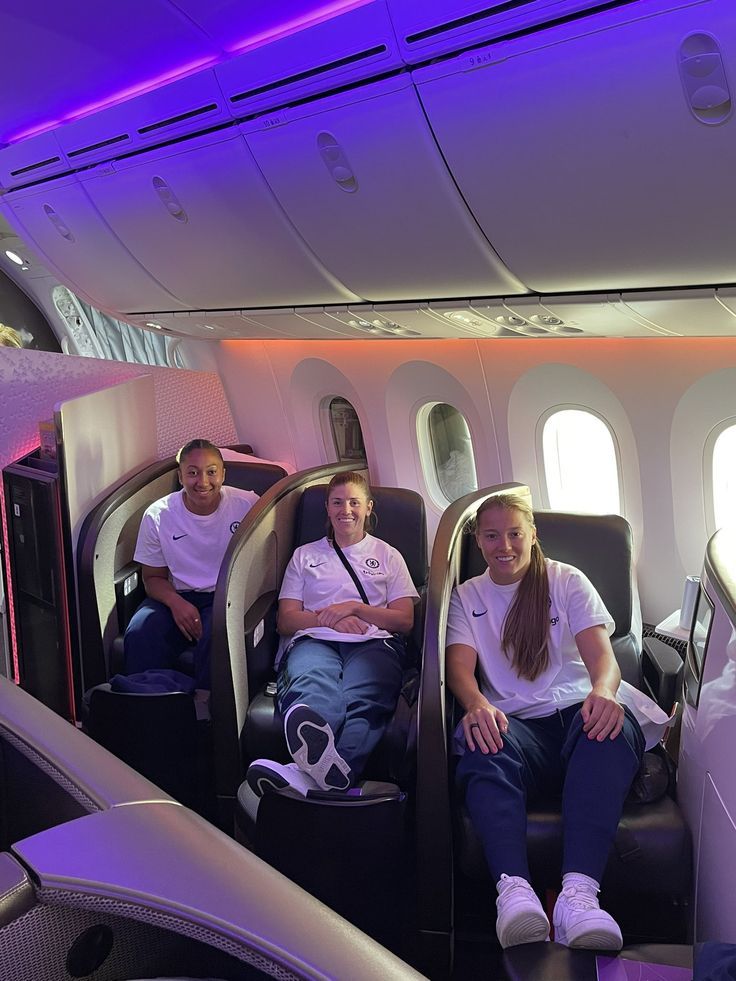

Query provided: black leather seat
[413,486,692,976]
[243,483,427,785]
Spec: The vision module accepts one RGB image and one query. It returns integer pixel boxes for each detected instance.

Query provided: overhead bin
[215,2,402,119]
[79,128,359,310]
[386,0,642,63]
[242,74,527,302]
[414,0,736,292]
[53,71,233,169]
[0,131,68,190]
[3,174,186,313]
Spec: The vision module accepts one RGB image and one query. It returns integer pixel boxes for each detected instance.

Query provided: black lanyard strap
[331,538,370,605]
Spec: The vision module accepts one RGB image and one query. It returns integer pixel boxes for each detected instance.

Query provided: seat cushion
[457,795,692,897]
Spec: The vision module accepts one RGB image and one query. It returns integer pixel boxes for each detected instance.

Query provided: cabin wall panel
[212,336,736,624]
[214,342,300,469]
[384,353,501,539]
[672,368,736,577]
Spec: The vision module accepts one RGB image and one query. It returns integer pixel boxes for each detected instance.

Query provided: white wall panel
[0,131,67,188]
[671,368,736,575]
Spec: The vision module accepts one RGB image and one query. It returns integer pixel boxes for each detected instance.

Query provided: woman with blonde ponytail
[446,493,668,952]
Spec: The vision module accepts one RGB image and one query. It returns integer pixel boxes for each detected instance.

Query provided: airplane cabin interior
[0,1,736,978]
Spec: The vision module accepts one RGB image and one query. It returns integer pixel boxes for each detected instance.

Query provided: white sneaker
[284,703,351,791]
[240,760,321,822]
[495,874,550,948]
[553,880,623,949]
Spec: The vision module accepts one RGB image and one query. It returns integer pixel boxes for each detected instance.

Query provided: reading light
[5,250,23,265]
[146,321,162,330]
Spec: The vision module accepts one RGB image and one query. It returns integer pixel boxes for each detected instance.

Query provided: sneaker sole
[247,764,291,798]
[285,706,351,791]
[563,927,623,950]
[497,909,550,948]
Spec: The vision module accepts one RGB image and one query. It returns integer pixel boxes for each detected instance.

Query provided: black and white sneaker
[240,759,320,822]
[284,703,351,791]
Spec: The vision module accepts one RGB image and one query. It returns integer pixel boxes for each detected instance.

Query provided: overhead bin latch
[317,132,358,193]
[679,33,732,125]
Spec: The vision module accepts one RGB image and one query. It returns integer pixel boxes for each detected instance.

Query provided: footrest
[84,684,206,811]
[244,782,407,946]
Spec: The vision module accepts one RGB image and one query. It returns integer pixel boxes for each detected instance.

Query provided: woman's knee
[124,599,173,644]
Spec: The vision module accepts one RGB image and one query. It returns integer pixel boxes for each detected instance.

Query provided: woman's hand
[332,615,368,634]
[316,601,361,629]
[581,686,625,741]
[462,698,509,754]
[169,595,203,643]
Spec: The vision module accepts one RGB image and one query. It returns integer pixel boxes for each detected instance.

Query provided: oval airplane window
[711,422,736,530]
[422,403,478,504]
[541,408,621,515]
[327,397,366,463]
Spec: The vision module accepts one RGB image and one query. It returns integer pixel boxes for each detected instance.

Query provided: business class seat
[240,482,428,785]
[454,508,691,935]
[77,449,287,809]
[77,448,287,689]
[414,484,691,976]
[231,481,427,948]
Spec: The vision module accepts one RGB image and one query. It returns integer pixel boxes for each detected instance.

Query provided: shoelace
[499,876,536,900]
[559,885,599,911]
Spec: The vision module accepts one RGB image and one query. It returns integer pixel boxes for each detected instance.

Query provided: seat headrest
[296,484,428,589]
[225,462,286,496]
[461,511,633,637]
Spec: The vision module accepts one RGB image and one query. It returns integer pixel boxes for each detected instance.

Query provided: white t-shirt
[447,558,669,749]
[134,485,259,592]
[277,534,419,659]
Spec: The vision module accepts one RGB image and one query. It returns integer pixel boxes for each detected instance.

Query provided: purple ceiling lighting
[1,0,371,146]
[225,0,370,54]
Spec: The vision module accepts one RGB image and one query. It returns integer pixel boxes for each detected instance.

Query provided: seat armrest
[641,636,684,713]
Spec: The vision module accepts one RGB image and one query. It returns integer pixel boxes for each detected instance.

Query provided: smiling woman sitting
[446,492,671,952]
[244,471,419,808]
[122,439,259,690]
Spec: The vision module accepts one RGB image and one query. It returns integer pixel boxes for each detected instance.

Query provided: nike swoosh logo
[309,561,326,568]
[472,610,487,618]
[173,533,188,541]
